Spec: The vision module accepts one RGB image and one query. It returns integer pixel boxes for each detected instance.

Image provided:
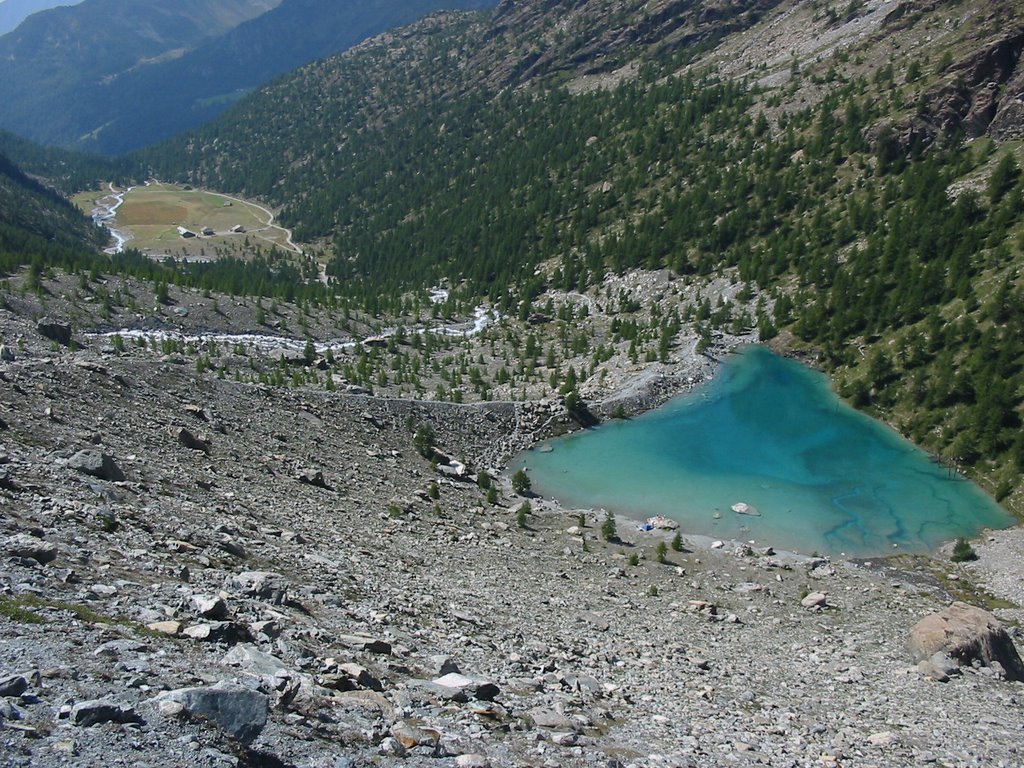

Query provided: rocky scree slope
[0,300,1023,767]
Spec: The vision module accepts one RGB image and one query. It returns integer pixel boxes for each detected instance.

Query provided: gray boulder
[191,594,229,620]
[421,672,499,702]
[909,601,1024,681]
[428,654,460,676]
[529,707,578,730]
[68,449,125,482]
[228,571,289,604]
[37,319,72,345]
[295,468,330,489]
[71,699,142,727]
[157,682,268,744]
[181,622,245,643]
[223,644,297,684]
[801,591,828,609]
[0,675,29,697]
[337,634,392,655]
[4,534,57,564]
[175,427,210,453]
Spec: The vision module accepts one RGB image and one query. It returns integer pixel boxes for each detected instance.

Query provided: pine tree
[656,540,668,564]
[601,511,617,541]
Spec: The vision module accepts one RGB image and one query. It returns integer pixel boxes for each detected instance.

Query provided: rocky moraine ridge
[1,298,1024,768]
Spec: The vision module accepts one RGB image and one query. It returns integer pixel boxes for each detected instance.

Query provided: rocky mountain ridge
[0,0,81,36]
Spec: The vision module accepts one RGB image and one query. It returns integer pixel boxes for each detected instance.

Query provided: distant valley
[0,0,496,154]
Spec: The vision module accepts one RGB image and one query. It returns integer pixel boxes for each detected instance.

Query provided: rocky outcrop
[908,601,1024,681]
[989,58,1024,140]
[3,533,57,564]
[71,699,142,727]
[479,0,786,87]
[868,26,1024,155]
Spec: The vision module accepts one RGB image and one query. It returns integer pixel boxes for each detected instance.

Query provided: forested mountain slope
[0,129,129,192]
[139,0,1024,495]
[0,0,496,155]
[0,0,280,149]
[0,152,105,271]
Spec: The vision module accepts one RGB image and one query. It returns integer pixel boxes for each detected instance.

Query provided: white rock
[801,592,828,609]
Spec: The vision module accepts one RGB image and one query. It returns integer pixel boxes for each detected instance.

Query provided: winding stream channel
[90,183,134,254]
[85,290,499,353]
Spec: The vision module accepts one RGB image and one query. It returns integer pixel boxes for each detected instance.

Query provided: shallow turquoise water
[516,346,1014,557]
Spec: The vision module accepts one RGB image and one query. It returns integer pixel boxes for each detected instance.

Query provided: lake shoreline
[512,344,1016,562]
[527,490,830,564]
[516,333,825,560]
[515,334,828,563]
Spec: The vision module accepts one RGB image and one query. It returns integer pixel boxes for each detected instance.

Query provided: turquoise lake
[516,346,1014,557]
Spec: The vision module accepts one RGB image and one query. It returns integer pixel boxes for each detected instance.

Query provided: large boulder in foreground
[37,318,72,345]
[68,449,125,482]
[156,682,268,744]
[909,601,1024,681]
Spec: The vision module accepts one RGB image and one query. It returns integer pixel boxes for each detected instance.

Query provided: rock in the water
[37,318,72,345]
[157,683,268,744]
[4,534,58,564]
[68,449,125,482]
[71,699,142,727]
[908,601,1024,681]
